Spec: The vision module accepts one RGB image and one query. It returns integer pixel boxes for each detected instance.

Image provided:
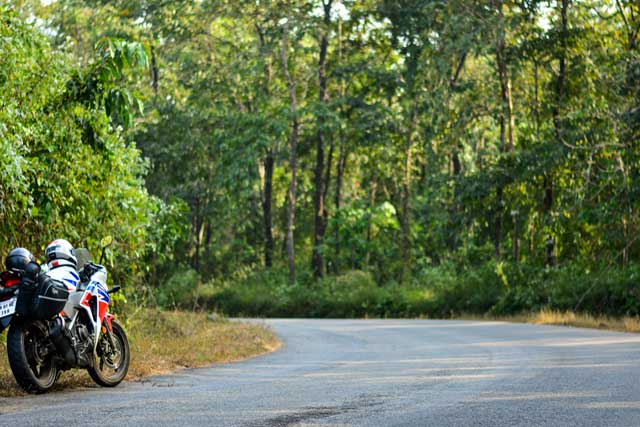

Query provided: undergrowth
[162,261,640,319]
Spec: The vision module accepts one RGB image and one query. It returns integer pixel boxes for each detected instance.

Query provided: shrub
[186,261,640,319]
[156,268,201,308]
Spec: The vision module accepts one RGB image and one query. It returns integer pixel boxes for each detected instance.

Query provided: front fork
[97,314,117,358]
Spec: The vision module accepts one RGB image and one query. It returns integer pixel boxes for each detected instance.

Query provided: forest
[1,0,639,318]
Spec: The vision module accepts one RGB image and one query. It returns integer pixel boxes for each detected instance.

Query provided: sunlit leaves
[0,5,154,291]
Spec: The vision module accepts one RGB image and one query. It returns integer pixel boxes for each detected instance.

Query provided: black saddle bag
[16,274,69,320]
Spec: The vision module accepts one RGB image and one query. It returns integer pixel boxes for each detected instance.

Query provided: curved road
[2,319,640,426]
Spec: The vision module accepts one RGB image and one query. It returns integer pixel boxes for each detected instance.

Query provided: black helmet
[6,248,36,273]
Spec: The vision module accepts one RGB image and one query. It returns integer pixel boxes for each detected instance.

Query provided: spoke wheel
[88,319,130,387]
[7,320,58,394]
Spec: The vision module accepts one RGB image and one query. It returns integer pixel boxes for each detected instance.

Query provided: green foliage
[326,201,400,275]
[197,269,413,318]
[0,5,159,293]
[192,262,640,319]
[5,1,640,319]
[156,267,201,308]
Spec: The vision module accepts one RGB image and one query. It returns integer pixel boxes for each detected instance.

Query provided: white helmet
[45,239,77,268]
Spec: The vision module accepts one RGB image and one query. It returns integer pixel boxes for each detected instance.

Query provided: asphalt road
[2,319,640,426]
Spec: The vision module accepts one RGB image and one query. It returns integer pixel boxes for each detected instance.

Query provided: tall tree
[280,13,301,285]
[311,0,333,278]
[493,0,516,261]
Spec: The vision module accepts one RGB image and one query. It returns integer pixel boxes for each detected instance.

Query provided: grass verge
[0,309,280,397]
[463,309,640,333]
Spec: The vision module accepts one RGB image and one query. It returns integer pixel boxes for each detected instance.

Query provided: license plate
[0,297,17,318]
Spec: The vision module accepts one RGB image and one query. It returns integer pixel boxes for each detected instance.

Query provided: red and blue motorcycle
[0,238,130,393]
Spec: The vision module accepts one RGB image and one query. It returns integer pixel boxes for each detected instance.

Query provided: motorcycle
[0,237,130,393]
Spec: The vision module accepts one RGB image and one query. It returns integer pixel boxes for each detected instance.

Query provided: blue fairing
[97,287,110,304]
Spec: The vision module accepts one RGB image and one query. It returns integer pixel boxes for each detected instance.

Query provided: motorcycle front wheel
[7,319,58,394]
[88,319,130,387]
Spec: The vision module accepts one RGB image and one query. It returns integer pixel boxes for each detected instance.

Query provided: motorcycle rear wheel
[7,319,59,394]
[88,319,130,387]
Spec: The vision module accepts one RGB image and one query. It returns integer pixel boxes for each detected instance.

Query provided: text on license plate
[0,297,17,318]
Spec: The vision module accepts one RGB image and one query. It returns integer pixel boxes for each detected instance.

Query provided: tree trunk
[617,153,632,266]
[333,141,347,273]
[494,2,515,261]
[281,19,299,285]
[552,0,569,143]
[323,140,334,270]
[191,196,201,273]
[256,24,275,269]
[262,150,275,268]
[203,222,212,277]
[447,151,462,252]
[446,53,467,253]
[312,0,333,279]
[615,1,639,264]
[546,237,555,266]
[332,15,346,274]
[545,0,569,265]
[494,186,503,262]
[512,212,520,262]
[401,105,417,282]
[150,44,159,95]
[324,142,334,213]
[365,175,378,267]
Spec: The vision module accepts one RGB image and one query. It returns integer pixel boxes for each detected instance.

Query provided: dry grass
[527,309,640,333]
[0,309,280,397]
[462,309,640,333]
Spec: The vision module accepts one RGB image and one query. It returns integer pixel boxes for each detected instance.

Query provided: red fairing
[80,291,92,308]
[98,300,108,324]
